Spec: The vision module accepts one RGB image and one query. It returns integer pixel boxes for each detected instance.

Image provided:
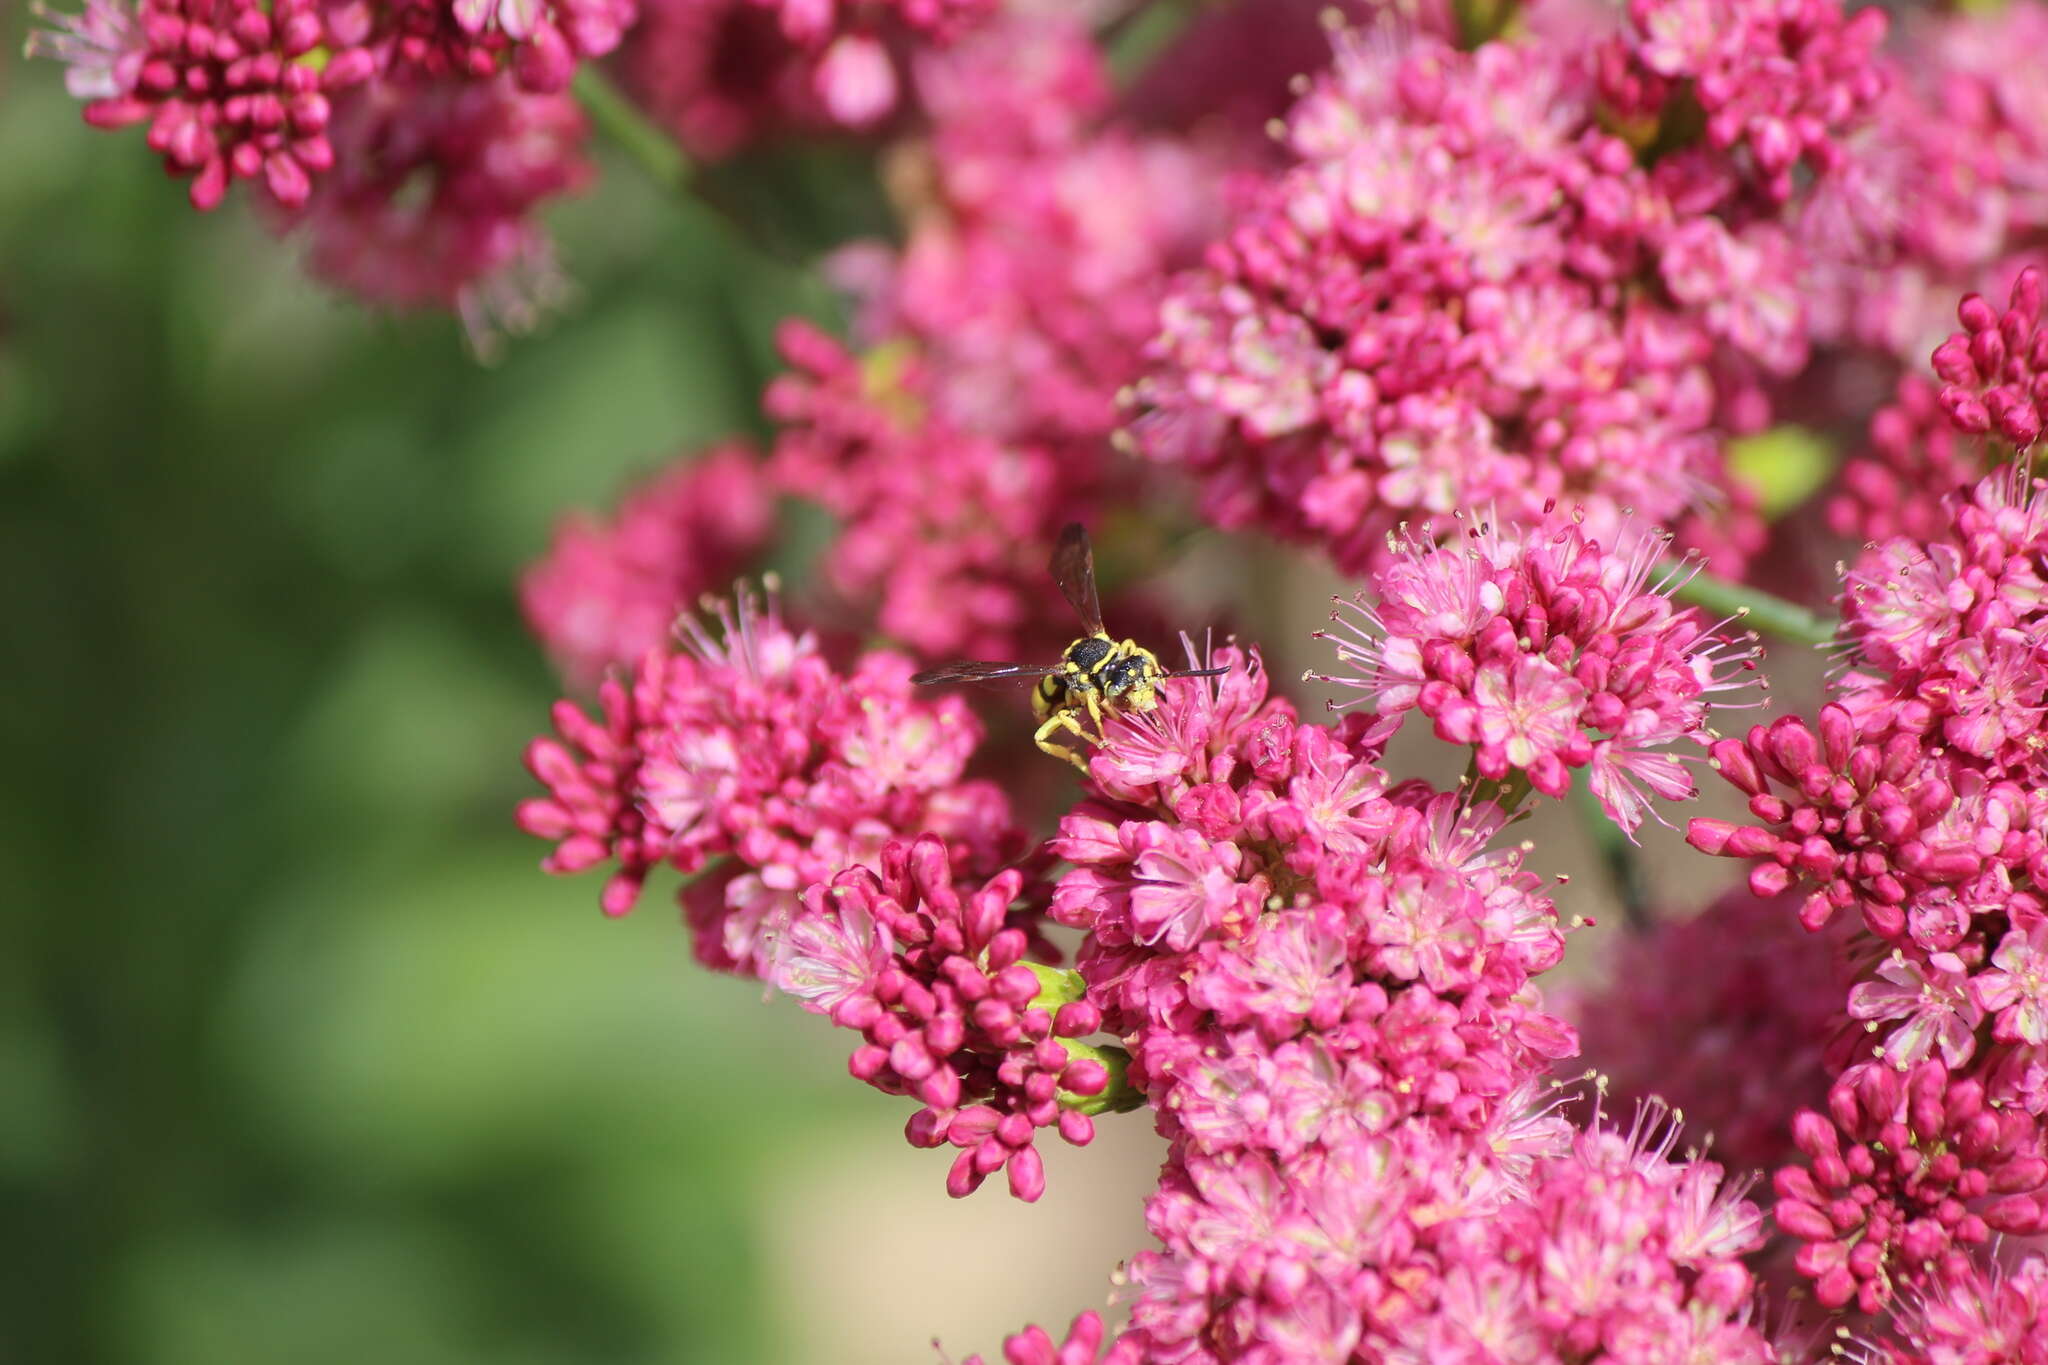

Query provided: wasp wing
[1050,523,1105,637]
[911,660,1062,686]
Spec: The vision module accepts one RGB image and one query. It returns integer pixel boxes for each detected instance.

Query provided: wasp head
[1098,652,1161,708]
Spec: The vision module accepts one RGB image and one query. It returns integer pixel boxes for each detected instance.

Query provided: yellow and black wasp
[911,524,1226,770]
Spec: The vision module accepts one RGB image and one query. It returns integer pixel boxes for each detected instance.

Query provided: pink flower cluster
[521,443,776,686]
[972,1102,1773,1364]
[1802,3,2048,370]
[931,649,1780,1360]
[780,838,1110,1203]
[1690,468,2048,1311]
[517,584,1017,952]
[32,0,627,210]
[30,0,378,211]
[1128,0,1893,576]
[1889,1251,2048,1363]
[755,21,1230,662]
[1776,1058,2048,1315]
[1935,268,2048,450]
[31,0,628,338]
[764,323,1098,662]
[1315,510,1759,835]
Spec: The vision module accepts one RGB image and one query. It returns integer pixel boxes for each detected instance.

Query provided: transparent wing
[911,660,1061,686]
[1049,523,1104,636]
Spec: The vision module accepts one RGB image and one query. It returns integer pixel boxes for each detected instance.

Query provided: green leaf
[1727,425,1835,520]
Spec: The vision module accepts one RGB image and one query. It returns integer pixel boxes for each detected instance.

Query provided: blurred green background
[0,37,1159,1365]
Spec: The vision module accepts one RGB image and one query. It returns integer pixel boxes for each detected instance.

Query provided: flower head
[31,0,377,210]
[1126,7,1888,574]
[789,839,1101,1203]
[1936,267,2048,449]
[1773,1060,2048,1313]
[1316,510,1759,833]
[517,583,1018,960]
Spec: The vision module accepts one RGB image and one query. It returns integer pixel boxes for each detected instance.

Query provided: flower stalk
[1663,563,1836,647]
[572,65,689,194]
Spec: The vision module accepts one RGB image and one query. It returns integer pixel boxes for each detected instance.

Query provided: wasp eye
[1069,637,1111,669]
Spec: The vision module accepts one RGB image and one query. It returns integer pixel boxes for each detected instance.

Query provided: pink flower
[1882,1252,2048,1364]
[1127,826,1263,952]
[791,840,1106,1203]
[1468,656,1587,795]
[1849,950,1985,1070]
[1979,919,2048,1046]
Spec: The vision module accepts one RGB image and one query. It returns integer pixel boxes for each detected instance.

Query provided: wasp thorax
[1067,636,1113,670]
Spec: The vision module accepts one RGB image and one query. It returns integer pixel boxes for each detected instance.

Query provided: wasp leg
[1034,710,1094,772]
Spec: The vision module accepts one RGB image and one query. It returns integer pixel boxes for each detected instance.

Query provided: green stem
[1662,561,1836,648]
[1572,776,1649,933]
[1466,764,1534,818]
[572,67,689,194]
[571,65,841,322]
[1105,0,1202,88]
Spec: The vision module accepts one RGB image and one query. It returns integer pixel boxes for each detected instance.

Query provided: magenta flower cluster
[31,0,628,199]
[29,0,630,337]
[783,840,1109,1203]
[1315,510,1759,834]
[1689,466,2048,1314]
[1127,0,1884,576]
[516,585,1016,935]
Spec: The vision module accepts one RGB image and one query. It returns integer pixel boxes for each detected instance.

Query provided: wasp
[911,524,1225,770]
